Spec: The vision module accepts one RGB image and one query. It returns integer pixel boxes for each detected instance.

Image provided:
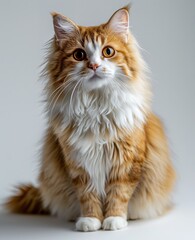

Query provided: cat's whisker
[47,86,64,114]
[46,72,77,89]
[48,73,79,100]
[116,72,130,80]
[48,83,65,100]
[49,80,76,109]
[69,78,83,118]
[113,78,129,92]
[47,79,75,113]
[49,86,67,119]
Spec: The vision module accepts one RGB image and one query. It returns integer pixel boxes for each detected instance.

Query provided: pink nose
[88,63,100,71]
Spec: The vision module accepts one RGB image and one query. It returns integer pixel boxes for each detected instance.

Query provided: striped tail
[5,184,49,214]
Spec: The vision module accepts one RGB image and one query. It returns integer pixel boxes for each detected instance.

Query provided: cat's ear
[52,12,79,47]
[106,6,130,42]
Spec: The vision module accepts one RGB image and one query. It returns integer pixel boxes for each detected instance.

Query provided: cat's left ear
[105,6,130,42]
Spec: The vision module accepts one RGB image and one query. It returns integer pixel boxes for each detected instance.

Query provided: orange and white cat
[5,6,176,231]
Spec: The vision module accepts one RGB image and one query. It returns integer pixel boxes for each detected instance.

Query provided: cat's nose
[88,63,100,71]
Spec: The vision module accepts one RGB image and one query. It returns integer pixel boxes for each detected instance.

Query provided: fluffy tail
[5,184,49,214]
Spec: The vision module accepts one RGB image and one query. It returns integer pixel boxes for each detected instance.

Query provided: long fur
[5,7,176,231]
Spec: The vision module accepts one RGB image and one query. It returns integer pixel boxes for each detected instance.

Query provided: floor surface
[0,203,194,240]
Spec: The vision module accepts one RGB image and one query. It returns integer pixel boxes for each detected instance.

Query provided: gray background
[0,0,194,239]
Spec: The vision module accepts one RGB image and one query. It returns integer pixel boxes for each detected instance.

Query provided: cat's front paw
[76,217,101,232]
[103,216,128,230]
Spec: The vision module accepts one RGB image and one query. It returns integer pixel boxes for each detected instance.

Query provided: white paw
[76,217,101,232]
[103,216,128,230]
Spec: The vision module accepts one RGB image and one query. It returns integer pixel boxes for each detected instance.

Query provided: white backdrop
[0,0,195,239]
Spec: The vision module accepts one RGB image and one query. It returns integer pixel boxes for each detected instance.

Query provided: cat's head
[47,6,144,92]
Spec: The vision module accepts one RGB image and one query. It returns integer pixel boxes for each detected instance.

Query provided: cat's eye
[73,49,86,61]
[102,46,115,58]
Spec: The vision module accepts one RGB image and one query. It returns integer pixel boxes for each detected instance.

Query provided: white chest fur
[54,85,146,196]
[71,138,113,197]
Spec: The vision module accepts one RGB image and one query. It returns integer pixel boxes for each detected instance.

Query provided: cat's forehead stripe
[86,41,100,53]
[82,31,104,47]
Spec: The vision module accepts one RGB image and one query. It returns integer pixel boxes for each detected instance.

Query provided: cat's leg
[102,129,147,231]
[71,174,103,231]
[57,135,104,231]
[103,159,143,230]
[103,179,137,230]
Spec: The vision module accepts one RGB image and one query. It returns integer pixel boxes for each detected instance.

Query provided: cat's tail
[4,184,49,215]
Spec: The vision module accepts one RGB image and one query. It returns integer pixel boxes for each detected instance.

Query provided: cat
[5,6,176,231]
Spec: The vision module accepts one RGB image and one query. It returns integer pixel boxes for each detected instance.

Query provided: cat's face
[64,34,118,90]
[49,7,140,92]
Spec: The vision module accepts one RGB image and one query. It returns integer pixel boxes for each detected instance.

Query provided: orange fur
[5,184,48,214]
[5,6,176,231]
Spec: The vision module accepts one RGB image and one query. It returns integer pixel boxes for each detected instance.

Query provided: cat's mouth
[88,71,106,81]
[84,72,108,90]
[89,75,103,81]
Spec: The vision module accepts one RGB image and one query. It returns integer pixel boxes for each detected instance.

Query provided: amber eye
[102,46,115,58]
[73,49,86,61]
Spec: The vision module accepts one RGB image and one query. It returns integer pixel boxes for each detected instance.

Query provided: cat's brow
[88,31,96,48]
[82,31,105,48]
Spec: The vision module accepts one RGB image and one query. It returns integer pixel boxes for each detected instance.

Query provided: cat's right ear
[52,12,79,48]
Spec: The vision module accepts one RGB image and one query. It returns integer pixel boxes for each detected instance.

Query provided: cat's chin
[84,76,109,91]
